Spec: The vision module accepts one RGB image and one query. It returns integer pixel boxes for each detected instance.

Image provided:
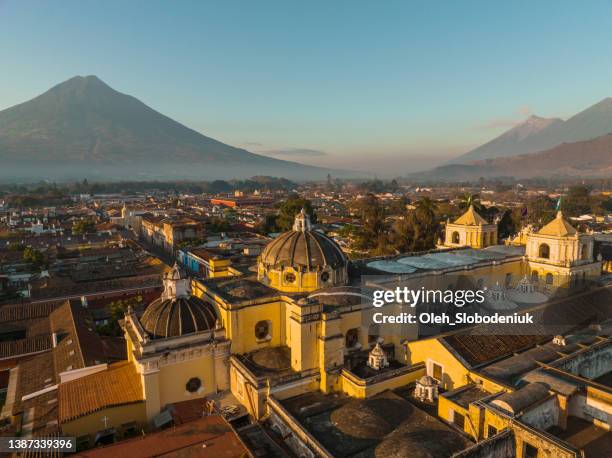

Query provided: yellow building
[98,209,606,457]
[444,205,498,249]
[122,264,230,422]
[257,209,348,293]
[525,211,601,289]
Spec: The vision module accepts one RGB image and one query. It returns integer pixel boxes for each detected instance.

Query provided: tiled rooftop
[59,361,143,423]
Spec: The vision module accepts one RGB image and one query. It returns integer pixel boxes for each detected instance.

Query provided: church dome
[140,295,218,339]
[259,210,346,270]
[140,262,218,339]
[257,209,349,293]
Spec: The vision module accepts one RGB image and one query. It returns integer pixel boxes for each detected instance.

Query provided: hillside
[0,76,354,181]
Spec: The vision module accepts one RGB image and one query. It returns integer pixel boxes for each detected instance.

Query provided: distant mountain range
[413,134,612,181]
[0,76,357,182]
[410,97,612,181]
[452,97,612,164]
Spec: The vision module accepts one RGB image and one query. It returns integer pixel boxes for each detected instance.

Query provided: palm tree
[458,193,482,212]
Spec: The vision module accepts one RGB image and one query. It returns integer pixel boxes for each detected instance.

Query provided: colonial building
[122,264,230,422]
[525,211,600,289]
[444,205,498,249]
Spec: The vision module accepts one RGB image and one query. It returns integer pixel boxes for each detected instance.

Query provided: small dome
[140,296,218,339]
[259,211,346,270]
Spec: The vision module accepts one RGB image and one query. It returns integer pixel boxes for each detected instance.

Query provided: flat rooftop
[362,245,525,275]
[547,416,612,457]
[280,390,472,457]
[444,384,490,409]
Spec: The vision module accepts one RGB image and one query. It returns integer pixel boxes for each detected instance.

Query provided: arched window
[545,273,553,285]
[505,273,513,287]
[539,243,550,259]
[345,328,359,348]
[581,244,589,260]
[531,271,539,283]
[452,231,460,244]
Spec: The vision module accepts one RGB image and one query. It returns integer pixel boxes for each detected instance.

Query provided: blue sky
[1,0,612,174]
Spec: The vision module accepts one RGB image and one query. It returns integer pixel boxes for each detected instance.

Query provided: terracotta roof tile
[0,336,52,359]
[58,361,143,423]
[74,415,251,458]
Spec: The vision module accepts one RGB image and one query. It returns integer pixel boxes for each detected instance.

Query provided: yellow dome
[259,210,346,270]
[258,209,348,293]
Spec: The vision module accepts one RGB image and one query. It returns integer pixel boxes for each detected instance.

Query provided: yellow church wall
[340,364,425,399]
[230,363,260,417]
[224,301,287,354]
[289,315,319,372]
[156,356,217,409]
[482,407,511,440]
[406,338,470,391]
[142,371,161,422]
[468,373,510,394]
[61,402,147,439]
[438,394,475,437]
[191,288,288,354]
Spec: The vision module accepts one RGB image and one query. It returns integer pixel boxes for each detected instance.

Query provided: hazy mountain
[413,134,612,181]
[454,115,564,163]
[452,97,612,163]
[0,76,357,181]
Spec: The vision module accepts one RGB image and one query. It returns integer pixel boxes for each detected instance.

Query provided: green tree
[497,209,518,239]
[72,219,96,234]
[97,295,143,336]
[23,247,46,270]
[275,196,317,231]
[563,186,592,217]
[525,196,555,225]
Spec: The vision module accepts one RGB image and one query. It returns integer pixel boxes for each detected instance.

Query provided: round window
[321,272,330,282]
[186,377,202,393]
[255,320,270,340]
[284,272,296,283]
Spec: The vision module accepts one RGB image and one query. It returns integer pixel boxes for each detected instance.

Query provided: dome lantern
[293,208,313,232]
[139,263,218,339]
